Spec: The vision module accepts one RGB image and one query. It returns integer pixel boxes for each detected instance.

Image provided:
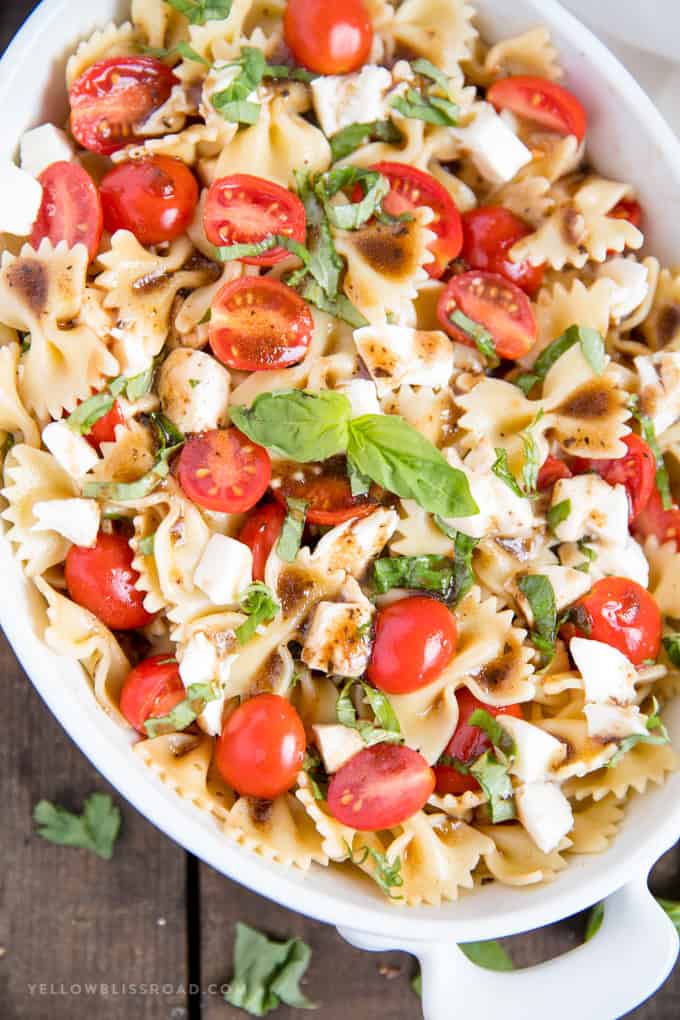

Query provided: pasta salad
[1,0,679,907]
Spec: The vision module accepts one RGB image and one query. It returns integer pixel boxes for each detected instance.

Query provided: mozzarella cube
[635,351,680,436]
[442,442,538,539]
[570,637,638,705]
[558,536,649,589]
[311,65,393,137]
[194,534,253,606]
[584,702,648,741]
[42,421,99,478]
[551,475,629,546]
[498,715,567,782]
[312,508,399,576]
[353,325,454,396]
[515,566,591,620]
[20,124,74,178]
[179,633,218,688]
[302,587,373,677]
[110,329,155,377]
[313,724,365,773]
[336,379,381,418]
[158,348,231,434]
[598,257,649,321]
[0,161,43,236]
[451,103,532,184]
[515,782,574,854]
[32,498,100,547]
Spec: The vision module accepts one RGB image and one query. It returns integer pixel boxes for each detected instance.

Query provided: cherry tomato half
[69,57,178,155]
[572,434,656,523]
[284,0,373,75]
[238,502,286,582]
[487,76,587,141]
[366,163,463,279]
[461,206,544,297]
[327,743,435,830]
[30,162,103,262]
[633,487,680,550]
[209,277,314,371]
[85,399,125,450]
[434,689,523,796]
[271,456,378,525]
[203,174,306,265]
[438,270,537,360]
[568,577,662,666]
[120,655,185,734]
[537,455,572,491]
[178,428,271,513]
[65,532,156,631]
[215,694,306,799]
[100,156,198,246]
[610,199,642,230]
[367,596,457,695]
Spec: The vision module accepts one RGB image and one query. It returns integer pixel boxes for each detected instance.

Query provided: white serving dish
[0,2,678,1017]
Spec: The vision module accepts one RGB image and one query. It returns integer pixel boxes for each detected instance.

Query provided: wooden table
[0,3,679,1017]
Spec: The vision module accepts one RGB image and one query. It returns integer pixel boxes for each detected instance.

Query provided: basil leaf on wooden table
[225,922,315,1016]
[33,793,121,860]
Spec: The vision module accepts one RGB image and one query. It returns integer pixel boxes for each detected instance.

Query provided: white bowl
[0,2,678,1018]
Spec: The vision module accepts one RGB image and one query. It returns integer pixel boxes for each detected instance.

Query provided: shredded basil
[629,397,673,510]
[607,698,670,767]
[547,499,571,532]
[373,554,456,598]
[82,413,184,502]
[236,583,280,645]
[165,0,233,25]
[492,448,524,498]
[663,634,680,668]
[468,709,516,759]
[392,89,459,126]
[65,393,115,435]
[345,841,404,899]
[330,120,403,162]
[144,682,219,738]
[138,533,156,557]
[276,498,307,562]
[216,233,311,264]
[470,751,516,823]
[448,309,499,367]
[518,573,557,664]
[515,324,606,395]
[336,679,403,747]
[298,279,368,328]
[519,410,545,495]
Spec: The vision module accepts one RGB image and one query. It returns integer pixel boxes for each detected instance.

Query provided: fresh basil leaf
[276,498,307,562]
[236,583,280,645]
[294,171,344,297]
[470,750,516,823]
[663,634,680,668]
[299,279,368,328]
[230,389,352,462]
[459,940,514,971]
[411,58,450,94]
[547,499,571,532]
[585,901,605,941]
[330,120,403,161]
[348,459,372,497]
[606,699,670,767]
[144,682,219,738]
[447,309,499,367]
[373,555,456,598]
[166,0,233,25]
[468,709,516,759]
[347,413,479,518]
[212,46,266,123]
[216,233,310,264]
[492,448,523,498]
[138,533,155,557]
[657,899,680,935]
[33,793,121,860]
[519,410,545,495]
[360,684,402,737]
[392,88,459,126]
[518,573,557,664]
[345,841,404,899]
[633,409,673,510]
[66,392,115,435]
[225,922,315,1016]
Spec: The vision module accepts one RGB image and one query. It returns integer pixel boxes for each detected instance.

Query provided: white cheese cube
[583,702,648,741]
[515,566,592,620]
[569,637,638,705]
[302,591,373,677]
[110,329,155,378]
[498,715,567,783]
[442,442,539,540]
[32,498,100,548]
[551,475,629,546]
[0,161,43,236]
[635,351,680,436]
[42,421,99,478]
[20,124,75,178]
[158,348,231,434]
[451,103,532,184]
[558,536,649,589]
[515,782,574,854]
[193,534,253,606]
[311,65,393,137]
[336,379,381,418]
[598,257,649,321]
[353,325,454,396]
[313,724,365,773]
[179,633,218,688]
[312,508,399,577]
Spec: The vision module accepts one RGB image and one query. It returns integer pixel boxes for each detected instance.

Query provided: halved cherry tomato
[100,156,198,246]
[327,743,435,830]
[209,277,314,371]
[487,76,587,141]
[177,428,271,513]
[610,199,642,230]
[633,487,680,549]
[434,689,523,796]
[65,532,156,631]
[69,57,178,155]
[215,694,306,799]
[438,270,537,360]
[368,163,463,279]
[85,399,125,450]
[238,503,286,581]
[120,655,185,734]
[572,434,656,522]
[367,596,457,695]
[203,174,306,265]
[271,456,378,525]
[567,577,662,666]
[30,162,103,262]
[284,0,373,75]
[461,206,544,297]
[537,455,572,491]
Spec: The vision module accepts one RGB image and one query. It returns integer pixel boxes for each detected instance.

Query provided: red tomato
[487,76,587,141]
[99,156,198,245]
[209,277,313,371]
[85,400,125,450]
[69,57,178,155]
[537,455,572,491]
[215,694,306,799]
[271,457,378,525]
[610,199,642,230]
[238,503,286,582]
[120,655,185,734]
[633,488,680,549]
[369,163,463,279]
[65,532,156,631]
[568,577,662,666]
[434,689,523,795]
[572,434,656,522]
[461,206,544,297]
[284,0,373,75]
[30,162,103,262]
[203,174,306,265]
[367,596,457,695]
[327,743,435,830]
[438,270,537,360]
[178,428,271,513]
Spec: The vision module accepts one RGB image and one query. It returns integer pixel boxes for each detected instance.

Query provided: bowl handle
[337,878,678,1020]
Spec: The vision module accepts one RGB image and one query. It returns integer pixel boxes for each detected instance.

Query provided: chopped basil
[547,499,571,532]
[518,573,557,664]
[225,922,315,1015]
[519,410,545,495]
[663,634,680,667]
[492,448,523,499]
[447,309,499,367]
[82,414,184,501]
[411,58,451,94]
[470,750,516,823]
[138,533,156,557]
[236,583,280,645]
[141,41,210,63]
[294,170,344,296]
[263,63,316,84]
[373,554,457,598]
[336,679,403,747]
[165,0,233,24]
[33,793,121,860]
[65,393,115,435]
[124,364,156,401]
[585,901,605,941]
[216,233,311,264]
[630,399,673,510]
[230,389,352,462]
[299,279,368,328]
[468,709,516,759]
[515,324,606,395]
[575,539,597,573]
[330,120,403,161]
[302,748,328,801]
[345,841,404,899]
[392,89,459,126]
[451,531,480,604]
[276,498,307,562]
[144,682,219,739]
[606,698,670,767]
[314,167,391,231]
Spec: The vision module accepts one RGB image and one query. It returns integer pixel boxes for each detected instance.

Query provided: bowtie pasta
[1,0,679,907]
